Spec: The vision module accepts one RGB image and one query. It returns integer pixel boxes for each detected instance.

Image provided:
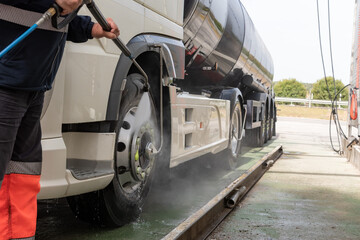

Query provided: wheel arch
[220,88,245,125]
[106,34,185,121]
[220,87,243,106]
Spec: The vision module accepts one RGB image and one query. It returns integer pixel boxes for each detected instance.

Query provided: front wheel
[68,74,159,227]
[104,74,159,226]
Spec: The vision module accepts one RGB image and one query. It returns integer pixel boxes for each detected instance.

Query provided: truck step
[67,159,114,180]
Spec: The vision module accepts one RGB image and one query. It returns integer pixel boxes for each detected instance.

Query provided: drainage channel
[162,145,283,240]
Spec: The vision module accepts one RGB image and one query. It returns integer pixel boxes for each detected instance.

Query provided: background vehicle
[39,0,275,226]
[345,0,360,170]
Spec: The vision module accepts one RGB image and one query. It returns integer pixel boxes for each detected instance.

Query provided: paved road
[209,117,360,240]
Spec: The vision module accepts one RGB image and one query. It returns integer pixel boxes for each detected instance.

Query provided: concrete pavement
[209,117,360,240]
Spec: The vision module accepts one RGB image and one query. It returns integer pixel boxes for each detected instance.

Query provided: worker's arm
[0,0,78,13]
[0,0,119,42]
[66,15,119,43]
[91,18,120,39]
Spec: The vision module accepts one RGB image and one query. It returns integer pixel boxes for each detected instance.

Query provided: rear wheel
[268,104,274,141]
[68,74,159,226]
[266,105,272,141]
[272,107,277,137]
[268,117,273,141]
[259,117,265,146]
[225,100,243,169]
[210,98,243,170]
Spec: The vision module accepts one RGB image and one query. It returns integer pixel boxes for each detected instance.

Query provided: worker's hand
[91,18,120,39]
[55,0,83,15]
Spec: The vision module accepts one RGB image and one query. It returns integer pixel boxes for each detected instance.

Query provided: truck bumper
[38,137,115,200]
[38,137,68,199]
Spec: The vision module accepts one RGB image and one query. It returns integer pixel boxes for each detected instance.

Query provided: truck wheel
[268,118,272,140]
[259,117,265,146]
[264,122,268,143]
[104,74,158,226]
[272,115,276,137]
[226,100,243,169]
[267,107,273,141]
[264,106,269,143]
[68,74,159,227]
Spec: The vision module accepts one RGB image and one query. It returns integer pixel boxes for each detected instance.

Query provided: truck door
[137,0,184,25]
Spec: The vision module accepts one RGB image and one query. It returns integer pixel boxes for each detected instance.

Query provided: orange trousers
[0,174,40,240]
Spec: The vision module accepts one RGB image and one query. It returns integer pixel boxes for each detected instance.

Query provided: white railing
[275,97,348,107]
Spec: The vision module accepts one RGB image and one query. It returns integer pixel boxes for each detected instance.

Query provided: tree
[274,78,307,98]
[312,77,348,101]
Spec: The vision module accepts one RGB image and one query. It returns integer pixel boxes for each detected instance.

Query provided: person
[0,0,120,239]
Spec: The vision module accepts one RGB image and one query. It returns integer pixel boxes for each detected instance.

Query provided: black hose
[316,0,350,153]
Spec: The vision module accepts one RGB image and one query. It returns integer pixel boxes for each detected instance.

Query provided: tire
[268,104,275,141]
[223,100,243,169]
[272,111,276,137]
[264,106,269,143]
[268,117,273,141]
[210,99,243,170]
[68,74,159,227]
[259,117,265,146]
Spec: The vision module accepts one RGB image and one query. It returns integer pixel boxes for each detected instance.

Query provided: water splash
[133,92,152,132]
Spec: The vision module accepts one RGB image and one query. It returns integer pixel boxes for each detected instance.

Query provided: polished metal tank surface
[182,0,274,92]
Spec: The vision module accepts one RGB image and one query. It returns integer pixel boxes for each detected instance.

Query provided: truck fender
[106,34,185,121]
[220,88,244,119]
[151,43,177,79]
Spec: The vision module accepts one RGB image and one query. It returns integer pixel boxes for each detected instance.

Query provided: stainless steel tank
[182,0,274,93]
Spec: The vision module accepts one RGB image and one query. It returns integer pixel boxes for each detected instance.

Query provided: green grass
[277,104,347,121]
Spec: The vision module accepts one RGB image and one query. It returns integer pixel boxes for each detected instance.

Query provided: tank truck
[39,0,276,226]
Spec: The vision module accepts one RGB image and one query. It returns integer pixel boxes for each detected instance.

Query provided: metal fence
[275,97,348,108]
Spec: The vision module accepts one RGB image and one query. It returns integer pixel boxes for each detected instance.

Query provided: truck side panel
[169,86,230,167]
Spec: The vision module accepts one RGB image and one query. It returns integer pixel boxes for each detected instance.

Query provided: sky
[241,0,355,84]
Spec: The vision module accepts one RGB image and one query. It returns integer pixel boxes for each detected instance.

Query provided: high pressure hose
[0,7,57,59]
[0,3,81,59]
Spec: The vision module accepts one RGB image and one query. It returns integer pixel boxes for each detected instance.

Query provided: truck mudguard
[220,88,244,115]
[106,34,185,121]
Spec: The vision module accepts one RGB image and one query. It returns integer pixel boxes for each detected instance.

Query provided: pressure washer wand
[0,7,57,59]
[83,0,149,91]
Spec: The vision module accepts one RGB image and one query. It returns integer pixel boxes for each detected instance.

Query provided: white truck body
[39,0,233,199]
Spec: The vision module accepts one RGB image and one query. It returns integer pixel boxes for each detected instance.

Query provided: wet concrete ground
[209,117,360,240]
[36,124,279,239]
[37,117,354,239]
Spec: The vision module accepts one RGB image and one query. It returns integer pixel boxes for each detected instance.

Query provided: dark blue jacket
[0,0,94,91]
